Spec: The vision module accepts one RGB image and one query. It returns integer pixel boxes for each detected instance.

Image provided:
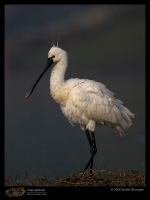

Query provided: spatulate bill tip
[25,92,30,99]
[25,96,28,99]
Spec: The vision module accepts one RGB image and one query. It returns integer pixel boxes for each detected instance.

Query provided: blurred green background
[5,5,145,181]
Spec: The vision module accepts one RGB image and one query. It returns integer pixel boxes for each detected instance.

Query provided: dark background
[5,5,145,181]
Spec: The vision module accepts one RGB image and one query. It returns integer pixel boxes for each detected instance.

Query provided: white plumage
[25,45,134,172]
[48,46,134,137]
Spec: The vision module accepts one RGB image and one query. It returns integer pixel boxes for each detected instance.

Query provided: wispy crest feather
[52,40,55,47]
[57,37,61,47]
[67,52,76,61]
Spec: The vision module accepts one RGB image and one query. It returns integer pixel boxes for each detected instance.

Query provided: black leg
[83,130,97,173]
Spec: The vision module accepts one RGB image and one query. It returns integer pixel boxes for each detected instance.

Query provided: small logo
[5,187,26,197]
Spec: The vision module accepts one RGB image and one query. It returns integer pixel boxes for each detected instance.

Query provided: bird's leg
[89,132,97,170]
[83,130,97,173]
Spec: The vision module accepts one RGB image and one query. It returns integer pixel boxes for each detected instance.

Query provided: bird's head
[48,46,67,64]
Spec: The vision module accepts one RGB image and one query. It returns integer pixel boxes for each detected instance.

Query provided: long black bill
[25,57,53,99]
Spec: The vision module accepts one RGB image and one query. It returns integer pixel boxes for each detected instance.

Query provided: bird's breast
[50,87,70,105]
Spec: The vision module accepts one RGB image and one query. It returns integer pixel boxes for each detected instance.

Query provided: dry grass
[5,169,145,187]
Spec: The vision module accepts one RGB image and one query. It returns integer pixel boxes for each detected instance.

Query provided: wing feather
[68,78,134,133]
[71,80,115,122]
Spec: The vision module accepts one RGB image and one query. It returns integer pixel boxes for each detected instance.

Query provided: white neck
[50,58,69,104]
[50,58,67,86]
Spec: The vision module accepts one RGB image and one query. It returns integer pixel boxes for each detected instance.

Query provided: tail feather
[114,105,134,136]
[122,106,134,118]
[113,125,126,137]
[121,111,132,126]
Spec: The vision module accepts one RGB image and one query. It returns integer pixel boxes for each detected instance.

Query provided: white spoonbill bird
[25,45,134,172]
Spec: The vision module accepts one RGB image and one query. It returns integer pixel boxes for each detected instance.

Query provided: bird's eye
[52,55,55,58]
